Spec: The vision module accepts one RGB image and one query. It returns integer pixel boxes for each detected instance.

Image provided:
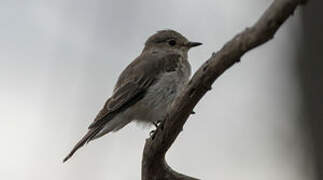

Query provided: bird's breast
[132,70,188,123]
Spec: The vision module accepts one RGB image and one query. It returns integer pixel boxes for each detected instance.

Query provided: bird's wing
[89,52,181,128]
[89,52,181,129]
[63,52,181,162]
[88,76,154,129]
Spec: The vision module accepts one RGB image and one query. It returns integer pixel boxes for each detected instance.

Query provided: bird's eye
[168,40,176,46]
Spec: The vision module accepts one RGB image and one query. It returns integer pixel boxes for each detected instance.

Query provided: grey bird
[63,30,202,162]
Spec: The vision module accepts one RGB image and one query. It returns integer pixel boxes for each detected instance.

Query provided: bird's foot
[149,130,156,139]
[150,120,164,139]
[153,120,164,130]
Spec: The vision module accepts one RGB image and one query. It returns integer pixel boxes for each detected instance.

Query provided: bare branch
[142,0,308,179]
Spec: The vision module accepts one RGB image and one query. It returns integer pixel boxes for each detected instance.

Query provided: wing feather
[89,52,180,129]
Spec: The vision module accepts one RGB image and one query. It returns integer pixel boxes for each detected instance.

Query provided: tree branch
[142,0,308,179]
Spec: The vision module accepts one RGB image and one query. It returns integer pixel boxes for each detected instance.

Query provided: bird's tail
[63,127,103,163]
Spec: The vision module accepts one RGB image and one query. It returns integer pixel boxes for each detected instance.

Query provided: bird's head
[143,29,202,54]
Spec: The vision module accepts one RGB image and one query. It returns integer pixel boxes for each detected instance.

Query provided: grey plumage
[63,30,201,162]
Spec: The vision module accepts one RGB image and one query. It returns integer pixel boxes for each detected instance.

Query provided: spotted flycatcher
[63,30,202,162]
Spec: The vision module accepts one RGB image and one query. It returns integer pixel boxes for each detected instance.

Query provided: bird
[63,30,202,162]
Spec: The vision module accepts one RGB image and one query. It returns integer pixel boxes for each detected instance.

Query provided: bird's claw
[153,120,163,130]
[150,120,164,139]
[149,130,156,139]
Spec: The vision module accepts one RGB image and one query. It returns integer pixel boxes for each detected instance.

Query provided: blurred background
[0,0,321,179]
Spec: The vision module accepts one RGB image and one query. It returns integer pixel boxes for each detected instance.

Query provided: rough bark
[142,0,308,179]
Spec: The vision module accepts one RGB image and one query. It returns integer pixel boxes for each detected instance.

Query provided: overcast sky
[0,0,313,180]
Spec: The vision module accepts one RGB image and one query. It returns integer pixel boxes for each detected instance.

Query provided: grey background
[0,0,315,180]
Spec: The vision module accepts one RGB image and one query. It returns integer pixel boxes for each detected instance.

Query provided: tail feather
[63,112,119,163]
[63,127,102,163]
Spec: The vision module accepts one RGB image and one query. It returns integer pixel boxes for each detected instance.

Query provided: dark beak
[187,41,202,48]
